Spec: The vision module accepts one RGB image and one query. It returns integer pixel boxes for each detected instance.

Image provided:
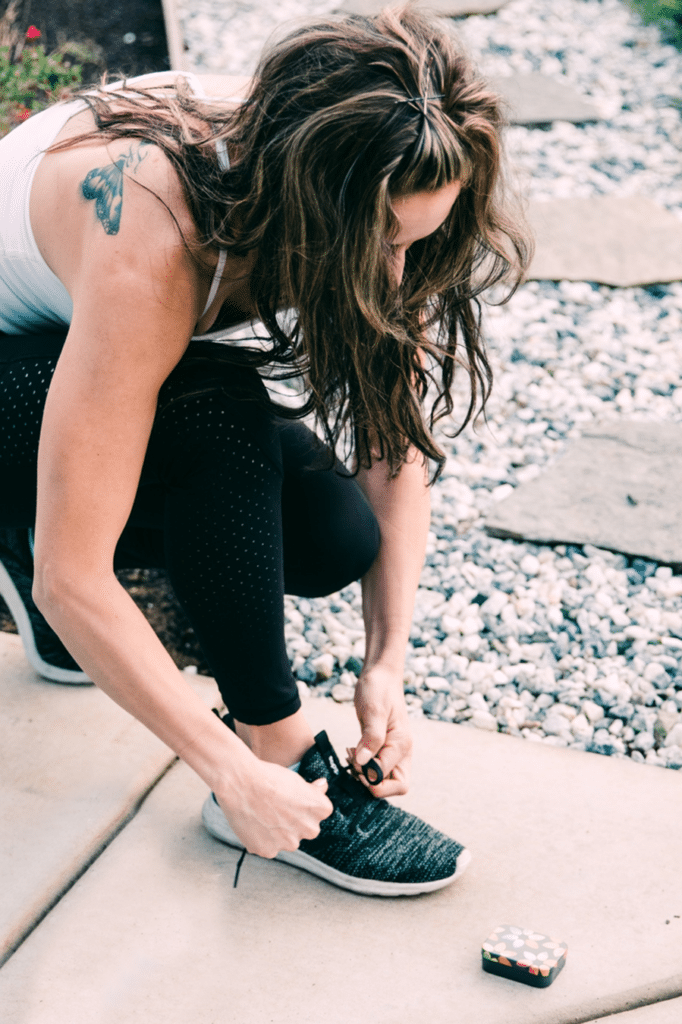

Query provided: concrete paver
[0,632,220,966]
[584,998,682,1023]
[526,197,682,287]
[485,421,682,564]
[491,74,598,125]
[1,698,680,1024]
[160,0,187,72]
[337,0,508,16]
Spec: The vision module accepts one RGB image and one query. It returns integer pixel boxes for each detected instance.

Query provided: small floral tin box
[481,925,568,987]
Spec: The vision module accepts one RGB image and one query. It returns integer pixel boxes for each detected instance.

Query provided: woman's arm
[32,139,330,854]
[352,449,431,797]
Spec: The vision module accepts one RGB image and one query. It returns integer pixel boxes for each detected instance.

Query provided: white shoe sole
[0,560,92,685]
[202,793,472,897]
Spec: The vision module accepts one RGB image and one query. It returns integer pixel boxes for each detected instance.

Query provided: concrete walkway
[586,1004,682,1024]
[1,631,681,1024]
[0,633,219,967]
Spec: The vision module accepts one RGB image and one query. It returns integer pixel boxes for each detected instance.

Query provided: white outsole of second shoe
[201,793,472,896]
[0,560,92,684]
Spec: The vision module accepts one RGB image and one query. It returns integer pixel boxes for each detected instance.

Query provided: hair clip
[396,92,445,115]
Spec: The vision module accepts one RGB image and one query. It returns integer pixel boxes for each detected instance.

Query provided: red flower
[17,108,32,122]
[25,25,41,40]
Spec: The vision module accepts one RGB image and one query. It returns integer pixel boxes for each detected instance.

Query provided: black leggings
[0,334,380,724]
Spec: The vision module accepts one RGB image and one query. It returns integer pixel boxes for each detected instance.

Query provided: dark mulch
[114,569,212,674]
[0,3,213,674]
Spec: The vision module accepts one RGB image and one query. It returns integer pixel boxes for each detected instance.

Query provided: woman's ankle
[233,710,315,768]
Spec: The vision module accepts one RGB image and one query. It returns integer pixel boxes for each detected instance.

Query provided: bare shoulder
[31,114,203,311]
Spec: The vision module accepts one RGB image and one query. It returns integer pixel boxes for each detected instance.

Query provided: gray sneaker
[0,528,91,684]
[202,730,471,896]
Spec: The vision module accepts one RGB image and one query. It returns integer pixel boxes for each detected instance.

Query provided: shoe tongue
[298,730,343,783]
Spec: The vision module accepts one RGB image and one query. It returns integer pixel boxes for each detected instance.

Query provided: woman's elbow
[32,559,81,617]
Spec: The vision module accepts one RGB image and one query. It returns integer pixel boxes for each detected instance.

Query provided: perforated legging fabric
[0,334,380,724]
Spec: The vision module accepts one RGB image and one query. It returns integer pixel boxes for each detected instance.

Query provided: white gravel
[175,0,682,768]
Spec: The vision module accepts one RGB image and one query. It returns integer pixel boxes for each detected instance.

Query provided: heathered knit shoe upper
[0,528,91,684]
[202,729,471,896]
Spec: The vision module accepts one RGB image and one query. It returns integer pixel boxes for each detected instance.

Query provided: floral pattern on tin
[482,925,567,978]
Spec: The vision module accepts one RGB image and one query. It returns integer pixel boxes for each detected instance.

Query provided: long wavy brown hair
[52,5,531,480]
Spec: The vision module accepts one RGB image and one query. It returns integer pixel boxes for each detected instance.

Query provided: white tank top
[0,71,231,335]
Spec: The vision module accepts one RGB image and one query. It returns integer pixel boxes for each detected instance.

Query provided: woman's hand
[217,761,333,859]
[351,664,412,798]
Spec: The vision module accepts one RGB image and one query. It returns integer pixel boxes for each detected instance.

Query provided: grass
[628,0,682,48]
[0,3,89,138]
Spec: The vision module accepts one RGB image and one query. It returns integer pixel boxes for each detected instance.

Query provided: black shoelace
[233,847,247,888]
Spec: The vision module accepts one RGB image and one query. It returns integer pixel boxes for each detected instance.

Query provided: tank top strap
[202,250,228,318]
[185,73,231,317]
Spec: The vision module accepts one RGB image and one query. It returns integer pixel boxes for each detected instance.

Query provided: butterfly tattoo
[80,142,150,235]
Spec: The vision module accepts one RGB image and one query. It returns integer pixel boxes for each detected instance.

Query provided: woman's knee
[283,472,380,597]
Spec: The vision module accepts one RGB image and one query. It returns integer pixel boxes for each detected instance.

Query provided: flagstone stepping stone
[160,0,187,72]
[1,698,681,1023]
[337,0,507,17]
[0,632,220,966]
[485,421,682,564]
[526,197,682,287]
[583,999,682,1024]
[491,73,598,124]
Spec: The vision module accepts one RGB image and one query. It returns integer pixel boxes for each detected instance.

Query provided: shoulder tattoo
[80,141,150,235]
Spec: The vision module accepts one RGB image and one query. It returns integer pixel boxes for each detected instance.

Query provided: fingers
[310,777,333,820]
[367,761,410,798]
[346,746,411,797]
[354,693,412,774]
[230,764,333,857]
[355,725,412,787]
[354,720,385,767]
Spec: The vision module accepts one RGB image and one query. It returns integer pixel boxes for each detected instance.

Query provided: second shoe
[0,527,91,684]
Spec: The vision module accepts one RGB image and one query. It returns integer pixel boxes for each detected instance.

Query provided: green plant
[0,26,83,138]
[628,0,682,48]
